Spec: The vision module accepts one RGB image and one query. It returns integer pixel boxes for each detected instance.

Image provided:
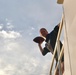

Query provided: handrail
[49,15,63,75]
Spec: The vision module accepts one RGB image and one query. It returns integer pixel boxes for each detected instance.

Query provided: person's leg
[55,62,64,75]
[61,62,64,74]
[55,68,59,75]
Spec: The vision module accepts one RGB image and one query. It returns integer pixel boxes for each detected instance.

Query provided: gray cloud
[0,32,52,75]
[0,30,21,39]
[0,39,52,75]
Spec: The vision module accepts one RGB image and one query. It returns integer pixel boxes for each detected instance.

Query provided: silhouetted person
[38,24,64,75]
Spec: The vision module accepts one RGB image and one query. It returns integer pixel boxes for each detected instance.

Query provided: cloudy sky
[0,0,63,75]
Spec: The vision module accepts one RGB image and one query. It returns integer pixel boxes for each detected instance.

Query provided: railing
[49,15,64,75]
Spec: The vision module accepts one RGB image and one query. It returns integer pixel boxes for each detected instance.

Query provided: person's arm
[38,43,43,55]
[38,43,50,56]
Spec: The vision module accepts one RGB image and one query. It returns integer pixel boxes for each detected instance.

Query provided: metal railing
[49,15,64,75]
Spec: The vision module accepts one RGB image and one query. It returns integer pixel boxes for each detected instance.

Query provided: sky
[0,0,63,75]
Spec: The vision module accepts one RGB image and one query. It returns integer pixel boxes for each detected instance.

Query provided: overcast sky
[0,0,63,75]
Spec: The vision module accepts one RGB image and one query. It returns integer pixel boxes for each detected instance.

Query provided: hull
[63,0,76,75]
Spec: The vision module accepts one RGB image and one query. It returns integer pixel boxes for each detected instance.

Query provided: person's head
[40,28,48,38]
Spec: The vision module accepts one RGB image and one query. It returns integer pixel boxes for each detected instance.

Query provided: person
[38,23,64,75]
